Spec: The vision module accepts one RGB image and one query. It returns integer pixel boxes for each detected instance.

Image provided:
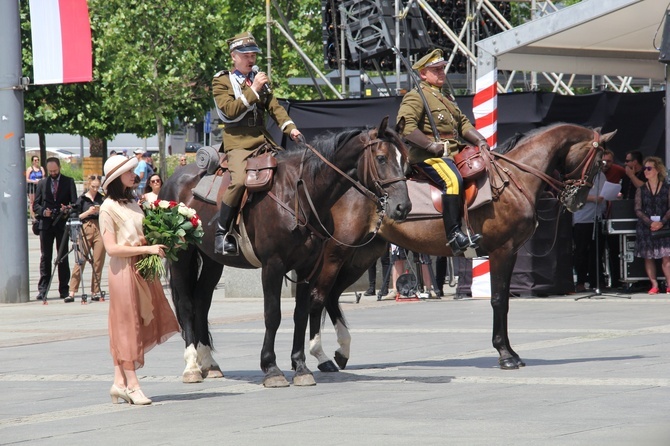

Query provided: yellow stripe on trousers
[424,158,460,195]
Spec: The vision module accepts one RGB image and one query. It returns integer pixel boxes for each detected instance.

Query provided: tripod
[43,213,99,304]
[375,247,441,301]
[575,173,630,300]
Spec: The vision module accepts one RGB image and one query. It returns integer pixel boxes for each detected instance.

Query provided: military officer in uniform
[397,49,488,255]
[212,31,302,255]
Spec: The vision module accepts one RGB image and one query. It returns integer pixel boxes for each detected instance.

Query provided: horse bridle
[490,130,604,207]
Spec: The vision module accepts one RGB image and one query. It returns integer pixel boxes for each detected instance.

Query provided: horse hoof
[499,358,520,370]
[182,370,204,383]
[293,373,316,386]
[334,351,349,370]
[263,375,290,388]
[318,361,340,373]
[202,367,224,379]
[515,358,526,367]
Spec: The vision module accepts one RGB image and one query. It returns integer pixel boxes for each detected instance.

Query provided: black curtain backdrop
[271,91,665,163]
[268,91,665,295]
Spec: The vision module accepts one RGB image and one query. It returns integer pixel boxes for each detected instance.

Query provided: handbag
[245,152,277,193]
[454,145,486,180]
[32,219,41,236]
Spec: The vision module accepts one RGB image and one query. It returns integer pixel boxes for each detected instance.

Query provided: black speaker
[339,0,394,62]
[659,9,670,63]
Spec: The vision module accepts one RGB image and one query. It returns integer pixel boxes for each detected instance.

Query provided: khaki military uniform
[398,81,475,165]
[213,70,297,207]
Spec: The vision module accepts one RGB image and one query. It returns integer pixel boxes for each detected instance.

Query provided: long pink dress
[99,199,179,370]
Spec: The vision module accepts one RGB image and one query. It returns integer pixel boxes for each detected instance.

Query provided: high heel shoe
[109,384,130,404]
[648,287,659,295]
[126,387,152,405]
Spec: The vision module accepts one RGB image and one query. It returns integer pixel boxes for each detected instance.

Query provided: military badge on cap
[227,31,261,54]
[412,49,448,70]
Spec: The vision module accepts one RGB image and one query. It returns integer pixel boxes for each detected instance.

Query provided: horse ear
[379,116,389,135]
[593,127,602,133]
[396,117,406,135]
[601,129,617,143]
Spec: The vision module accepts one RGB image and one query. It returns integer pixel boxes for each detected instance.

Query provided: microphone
[251,65,272,94]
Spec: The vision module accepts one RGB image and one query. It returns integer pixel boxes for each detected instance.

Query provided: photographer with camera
[33,157,77,303]
[66,175,106,303]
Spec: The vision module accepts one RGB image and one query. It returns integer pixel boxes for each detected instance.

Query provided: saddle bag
[454,145,486,180]
[245,152,277,192]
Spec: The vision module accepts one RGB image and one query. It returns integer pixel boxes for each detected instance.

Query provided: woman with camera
[66,175,107,303]
[634,156,670,294]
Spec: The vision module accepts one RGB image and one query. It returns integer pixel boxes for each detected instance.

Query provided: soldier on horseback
[397,49,488,255]
[212,31,302,255]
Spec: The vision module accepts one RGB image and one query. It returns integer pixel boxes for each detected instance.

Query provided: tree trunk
[38,132,46,167]
[156,114,167,178]
[89,137,104,157]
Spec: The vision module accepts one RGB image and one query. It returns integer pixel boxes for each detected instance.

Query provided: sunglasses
[624,159,633,162]
[150,179,162,184]
[89,175,102,180]
[644,166,655,171]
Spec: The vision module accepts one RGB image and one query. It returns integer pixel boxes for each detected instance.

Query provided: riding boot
[214,203,237,255]
[441,194,482,255]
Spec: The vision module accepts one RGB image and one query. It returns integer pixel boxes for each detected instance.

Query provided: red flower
[190,216,200,227]
[169,200,178,208]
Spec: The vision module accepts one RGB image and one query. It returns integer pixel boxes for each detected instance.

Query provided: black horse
[306,124,616,372]
[161,117,411,387]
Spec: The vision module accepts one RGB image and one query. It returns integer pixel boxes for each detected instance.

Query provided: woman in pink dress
[99,155,180,405]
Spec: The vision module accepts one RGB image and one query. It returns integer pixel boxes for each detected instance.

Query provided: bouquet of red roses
[135,200,205,280]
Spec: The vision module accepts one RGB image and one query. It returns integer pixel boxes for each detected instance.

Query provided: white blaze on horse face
[309,333,330,365]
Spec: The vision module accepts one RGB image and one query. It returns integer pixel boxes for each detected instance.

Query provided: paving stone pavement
[1,230,669,445]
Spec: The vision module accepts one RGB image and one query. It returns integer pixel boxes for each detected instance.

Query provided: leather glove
[477,139,490,151]
[426,141,445,157]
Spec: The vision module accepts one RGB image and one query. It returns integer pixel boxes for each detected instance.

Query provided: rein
[476,130,603,256]
[292,132,405,246]
[489,130,603,206]
[266,130,406,283]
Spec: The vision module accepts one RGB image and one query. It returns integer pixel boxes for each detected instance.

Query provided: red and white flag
[29,0,92,85]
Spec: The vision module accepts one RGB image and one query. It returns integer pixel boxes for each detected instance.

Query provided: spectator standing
[33,157,77,302]
[178,155,187,167]
[100,155,179,405]
[621,150,646,199]
[364,244,391,297]
[634,156,670,294]
[601,149,626,184]
[142,174,162,204]
[133,149,150,192]
[142,152,156,177]
[572,170,607,292]
[67,175,106,303]
[26,155,45,222]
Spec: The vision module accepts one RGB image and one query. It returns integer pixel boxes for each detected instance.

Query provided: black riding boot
[214,203,237,255]
[441,195,482,255]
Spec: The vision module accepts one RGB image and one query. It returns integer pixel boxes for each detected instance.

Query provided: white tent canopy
[476,0,668,81]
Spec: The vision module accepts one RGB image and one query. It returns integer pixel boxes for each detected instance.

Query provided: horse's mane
[275,128,364,180]
[494,123,570,155]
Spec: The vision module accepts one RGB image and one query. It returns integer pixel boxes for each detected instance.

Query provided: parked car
[25,148,80,163]
[185,143,203,153]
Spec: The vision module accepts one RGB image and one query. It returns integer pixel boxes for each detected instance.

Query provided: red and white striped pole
[470,66,498,298]
[473,69,498,148]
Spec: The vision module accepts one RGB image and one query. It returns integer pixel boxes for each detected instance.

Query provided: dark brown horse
[161,117,411,387]
[307,123,616,372]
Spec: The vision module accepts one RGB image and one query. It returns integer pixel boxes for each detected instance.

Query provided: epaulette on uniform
[213,70,229,78]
